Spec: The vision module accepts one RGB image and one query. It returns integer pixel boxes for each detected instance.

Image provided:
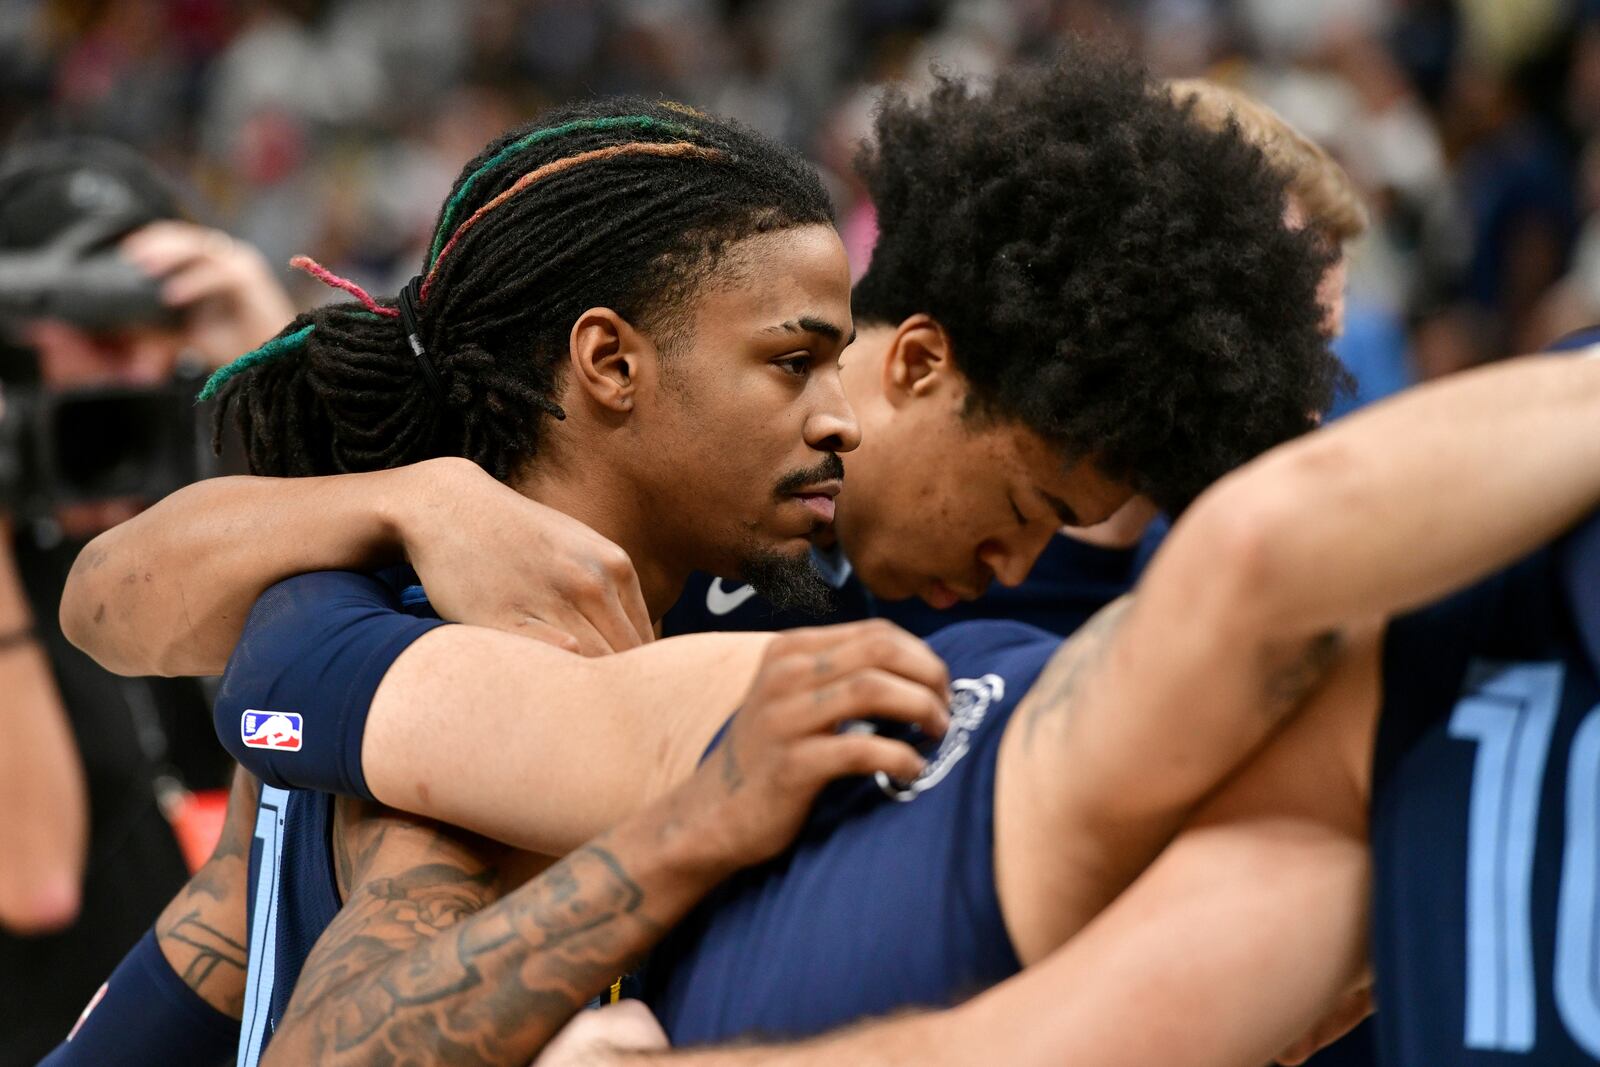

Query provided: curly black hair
[213,97,833,480]
[852,44,1347,513]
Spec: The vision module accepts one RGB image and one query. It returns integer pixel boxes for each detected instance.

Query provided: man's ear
[882,313,956,405]
[568,307,656,414]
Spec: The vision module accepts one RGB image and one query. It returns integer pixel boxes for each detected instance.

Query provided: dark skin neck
[512,463,686,621]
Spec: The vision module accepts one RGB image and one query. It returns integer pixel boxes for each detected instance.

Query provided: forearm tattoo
[154,769,256,1018]
[275,812,659,1066]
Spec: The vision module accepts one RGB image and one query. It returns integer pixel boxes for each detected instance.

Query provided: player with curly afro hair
[710,40,1347,617]
[67,41,1350,680]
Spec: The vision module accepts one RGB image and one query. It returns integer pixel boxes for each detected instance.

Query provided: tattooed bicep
[301,802,508,999]
[1019,596,1134,749]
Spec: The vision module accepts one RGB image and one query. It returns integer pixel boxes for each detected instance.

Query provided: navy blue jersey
[1371,513,1600,1066]
[662,547,874,635]
[665,534,1149,640]
[643,619,1060,1043]
[223,568,445,1066]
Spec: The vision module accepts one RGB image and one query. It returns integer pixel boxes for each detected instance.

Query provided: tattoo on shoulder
[1022,597,1133,748]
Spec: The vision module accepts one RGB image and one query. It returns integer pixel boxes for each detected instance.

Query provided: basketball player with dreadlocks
[42,99,969,1066]
[61,45,1342,808]
[70,352,1600,1065]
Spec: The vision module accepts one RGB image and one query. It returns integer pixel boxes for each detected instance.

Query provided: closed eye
[774,354,812,377]
[1009,498,1028,526]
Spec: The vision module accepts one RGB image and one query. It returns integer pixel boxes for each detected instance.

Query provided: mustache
[774,453,845,497]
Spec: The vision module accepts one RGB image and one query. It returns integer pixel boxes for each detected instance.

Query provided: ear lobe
[883,313,954,402]
[569,307,647,413]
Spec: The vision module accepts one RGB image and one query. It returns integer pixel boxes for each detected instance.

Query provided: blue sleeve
[38,930,237,1066]
[214,570,449,799]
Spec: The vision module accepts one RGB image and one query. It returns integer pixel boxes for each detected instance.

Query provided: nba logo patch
[241,710,303,751]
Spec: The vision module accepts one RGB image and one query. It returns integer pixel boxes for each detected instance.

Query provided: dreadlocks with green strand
[206,98,833,482]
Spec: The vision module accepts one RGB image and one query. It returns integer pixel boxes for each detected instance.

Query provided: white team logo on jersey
[876,673,1005,802]
[706,578,760,616]
[241,710,302,751]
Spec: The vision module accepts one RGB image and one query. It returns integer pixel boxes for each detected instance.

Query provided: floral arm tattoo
[263,797,690,1067]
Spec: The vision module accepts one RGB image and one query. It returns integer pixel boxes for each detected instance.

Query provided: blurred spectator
[0,136,290,1065]
[3,0,1591,373]
[1,1,1597,1055]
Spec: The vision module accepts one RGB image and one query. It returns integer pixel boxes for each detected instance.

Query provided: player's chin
[763,509,831,546]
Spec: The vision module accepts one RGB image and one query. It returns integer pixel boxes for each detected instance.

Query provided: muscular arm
[154,765,259,1017]
[62,457,651,676]
[63,470,412,676]
[264,793,732,1067]
[267,624,948,1067]
[359,627,772,853]
[998,354,1600,956]
[604,632,1380,1067]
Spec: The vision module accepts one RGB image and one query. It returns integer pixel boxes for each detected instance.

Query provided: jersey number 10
[1449,661,1600,1056]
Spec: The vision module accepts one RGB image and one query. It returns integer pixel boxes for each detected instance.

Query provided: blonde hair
[1168,78,1368,243]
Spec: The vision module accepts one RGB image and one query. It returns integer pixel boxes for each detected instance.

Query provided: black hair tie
[397,275,446,402]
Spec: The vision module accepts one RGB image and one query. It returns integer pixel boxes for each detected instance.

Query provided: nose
[804,375,862,454]
[977,522,1057,589]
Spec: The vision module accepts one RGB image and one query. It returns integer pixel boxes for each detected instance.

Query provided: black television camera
[0,375,204,515]
[0,139,207,515]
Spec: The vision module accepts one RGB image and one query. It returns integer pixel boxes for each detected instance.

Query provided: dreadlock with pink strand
[207,98,832,481]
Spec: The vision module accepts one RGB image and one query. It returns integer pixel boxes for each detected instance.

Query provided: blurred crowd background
[0,2,1594,1062]
[5,0,1600,391]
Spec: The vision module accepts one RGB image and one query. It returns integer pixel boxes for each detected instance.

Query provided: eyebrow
[1039,490,1080,527]
[763,316,856,346]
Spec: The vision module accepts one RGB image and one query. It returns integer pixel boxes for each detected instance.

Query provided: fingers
[588,999,668,1048]
[582,587,648,653]
[613,566,655,648]
[158,257,240,308]
[120,220,224,276]
[798,733,926,785]
[512,617,583,656]
[530,541,649,654]
[517,610,609,657]
[771,619,949,698]
[792,667,950,739]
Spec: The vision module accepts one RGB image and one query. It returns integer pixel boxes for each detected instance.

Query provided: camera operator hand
[64,457,656,676]
[120,221,295,368]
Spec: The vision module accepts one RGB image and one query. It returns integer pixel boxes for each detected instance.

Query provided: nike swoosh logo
[706,578,760,616]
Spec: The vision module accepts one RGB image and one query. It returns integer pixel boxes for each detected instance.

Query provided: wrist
[384,457,486,568]
[610,786,744,900]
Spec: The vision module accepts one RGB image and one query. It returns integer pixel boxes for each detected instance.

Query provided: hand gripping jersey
[643,619,1060,1043]
[219,568,447,1066]
[1372,512,1600,1066]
